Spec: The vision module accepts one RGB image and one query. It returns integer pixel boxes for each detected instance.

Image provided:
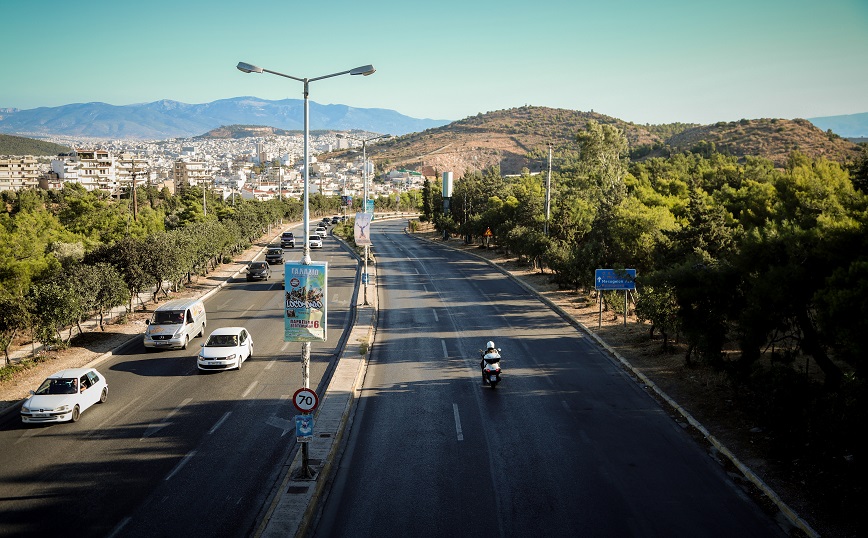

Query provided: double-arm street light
[336,132,390,305]
[236,61,375,262]
[236,60,375,478]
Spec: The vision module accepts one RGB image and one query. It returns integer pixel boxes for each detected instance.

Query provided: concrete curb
[410,233,817,538]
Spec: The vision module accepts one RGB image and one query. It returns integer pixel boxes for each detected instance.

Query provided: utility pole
[544,143,552,235]
[132,170,138,222]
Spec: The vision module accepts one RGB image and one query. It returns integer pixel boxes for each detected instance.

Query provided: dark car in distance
[280,231,296,248]
[265,247,284,264]
[246,261,271,281]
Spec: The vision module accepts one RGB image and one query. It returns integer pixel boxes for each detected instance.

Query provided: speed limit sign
[292,387,319,413]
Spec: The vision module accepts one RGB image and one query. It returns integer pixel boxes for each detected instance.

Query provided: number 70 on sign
[293,388,319,413]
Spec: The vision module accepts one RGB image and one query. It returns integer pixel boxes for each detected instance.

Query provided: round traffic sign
[292,387,319,413]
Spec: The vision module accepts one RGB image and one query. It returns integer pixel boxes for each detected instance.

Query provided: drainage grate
[287,486,310,494]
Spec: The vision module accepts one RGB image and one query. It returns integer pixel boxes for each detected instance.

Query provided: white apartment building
[173,159,213,190]
[0,156,40,191]
[51,149,117,193]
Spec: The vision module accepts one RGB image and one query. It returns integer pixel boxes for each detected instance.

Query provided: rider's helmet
[486,341,495,350]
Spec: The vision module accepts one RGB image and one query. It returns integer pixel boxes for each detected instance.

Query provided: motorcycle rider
[480,340,500,384]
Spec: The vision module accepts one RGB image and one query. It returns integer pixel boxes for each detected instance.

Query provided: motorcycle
[480,348,502,388]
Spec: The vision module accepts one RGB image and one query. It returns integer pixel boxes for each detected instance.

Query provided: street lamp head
[236,62,263,74]
[350,65,376,76]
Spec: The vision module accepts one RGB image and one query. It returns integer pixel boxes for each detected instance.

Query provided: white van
[143,298,207,350]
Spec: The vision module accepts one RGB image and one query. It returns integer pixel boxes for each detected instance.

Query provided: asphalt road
[311,220,785,537]
[0,223,357,538]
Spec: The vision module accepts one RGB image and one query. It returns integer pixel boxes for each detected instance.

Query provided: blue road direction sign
[595,269,636,290]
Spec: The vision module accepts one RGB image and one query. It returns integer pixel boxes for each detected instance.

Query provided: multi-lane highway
[1,216,788,537]
[0,223,357,538]
[311,219,785,537]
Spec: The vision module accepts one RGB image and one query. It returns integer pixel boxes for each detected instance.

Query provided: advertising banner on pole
[284,261,328,342]
[354,212,372,246]
[295,414,314,443]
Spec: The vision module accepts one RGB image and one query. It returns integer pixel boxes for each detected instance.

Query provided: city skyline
[2,0,867,126]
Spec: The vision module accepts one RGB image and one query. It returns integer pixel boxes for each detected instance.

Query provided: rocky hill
[660,118,862,166]
[332,106,863,177]
[195,124,304,139]
[347,106,672,177]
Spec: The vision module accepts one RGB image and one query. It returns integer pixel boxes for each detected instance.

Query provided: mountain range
[1,98,867,142]
[0,97,451,140]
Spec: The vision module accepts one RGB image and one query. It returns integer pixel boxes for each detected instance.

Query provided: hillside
[340,106,671,177]
[660,118,862,166]
[329,107,863,177]
[0,134,71,156]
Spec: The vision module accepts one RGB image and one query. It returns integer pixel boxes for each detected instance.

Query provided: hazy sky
[2,0,866,125]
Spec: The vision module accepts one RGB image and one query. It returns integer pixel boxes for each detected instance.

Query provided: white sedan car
[198,326,254,372]
[21,367,108,424]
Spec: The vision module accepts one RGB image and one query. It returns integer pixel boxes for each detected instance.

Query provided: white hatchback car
[307,234,323,249]
[314,226,328,239]
[21,367,108,424]
[198,326,254,372]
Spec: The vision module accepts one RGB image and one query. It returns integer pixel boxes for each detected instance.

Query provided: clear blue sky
[2,0,866,125]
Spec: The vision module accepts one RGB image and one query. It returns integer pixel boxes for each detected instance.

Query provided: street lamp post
[237,61,375,478]
[544,143,552,235]
[336,133,390,305]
